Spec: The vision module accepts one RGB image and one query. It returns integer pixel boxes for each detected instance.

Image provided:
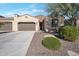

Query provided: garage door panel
[0,22,12,32]
[18,22,35,31]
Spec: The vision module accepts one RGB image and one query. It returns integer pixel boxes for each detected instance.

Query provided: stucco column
[76,19,79,30]
[35,22,39,31]
[12,22,18,31]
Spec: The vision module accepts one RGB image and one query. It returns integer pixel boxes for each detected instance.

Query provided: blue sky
[0,3,48,17]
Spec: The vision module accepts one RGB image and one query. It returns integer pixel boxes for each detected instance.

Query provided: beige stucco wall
[76,19,79,30]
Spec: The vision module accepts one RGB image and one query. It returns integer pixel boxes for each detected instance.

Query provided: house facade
[0,14,66,32]
[0,14,39,32]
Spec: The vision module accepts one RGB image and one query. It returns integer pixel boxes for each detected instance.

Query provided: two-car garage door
[18,22,35,31]
[0,22,35,32]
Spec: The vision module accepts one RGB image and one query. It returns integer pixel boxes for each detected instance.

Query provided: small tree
[47,3,79,26]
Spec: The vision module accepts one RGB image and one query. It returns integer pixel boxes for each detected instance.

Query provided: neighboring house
[0,14,39,32]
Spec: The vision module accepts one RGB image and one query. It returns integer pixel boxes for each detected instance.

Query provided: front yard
[26,31,79,56]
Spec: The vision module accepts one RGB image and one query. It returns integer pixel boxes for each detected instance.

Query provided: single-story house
[0,14,68,32]
[0,14,40,32]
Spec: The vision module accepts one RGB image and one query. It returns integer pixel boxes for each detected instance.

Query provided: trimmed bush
[59,26,78,42]
[42,37,61,50]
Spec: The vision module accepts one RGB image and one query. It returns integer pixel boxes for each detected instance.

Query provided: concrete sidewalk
[0,31,35,56]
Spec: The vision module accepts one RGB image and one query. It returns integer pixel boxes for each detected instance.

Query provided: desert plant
[42,37,61,50]
[59,26,78,41]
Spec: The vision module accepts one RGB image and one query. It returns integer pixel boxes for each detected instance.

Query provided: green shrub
[59,26,78,42]
[42,37,61,50]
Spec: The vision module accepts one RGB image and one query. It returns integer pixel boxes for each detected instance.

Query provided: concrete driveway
[0,31,35,56]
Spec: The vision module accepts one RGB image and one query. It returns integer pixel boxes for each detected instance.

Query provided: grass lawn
[42,37,61,50]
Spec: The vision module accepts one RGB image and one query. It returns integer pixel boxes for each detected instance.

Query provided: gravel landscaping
[26,32,79,56]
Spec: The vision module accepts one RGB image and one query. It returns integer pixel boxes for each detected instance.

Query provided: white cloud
[32,9,45,12]
[29,4,37,8]
[32,9,38,12]
[3,12,14,17]
[12,8,28,12]
[18,10,32,15]
[2,8,30,16]
[2,5,46,17]
[3,8,46,17]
